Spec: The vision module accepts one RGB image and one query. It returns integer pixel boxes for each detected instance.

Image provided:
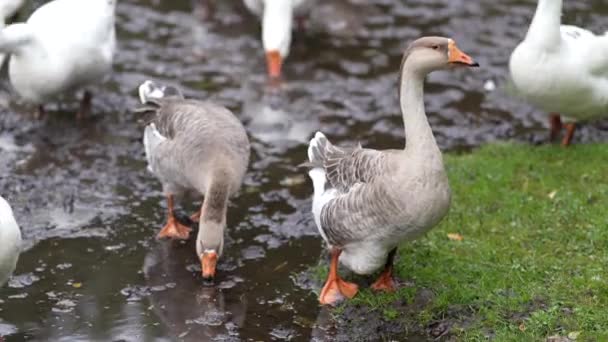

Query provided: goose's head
[261,0,294,79]
[196,219,225,281]
[401,37,479,76]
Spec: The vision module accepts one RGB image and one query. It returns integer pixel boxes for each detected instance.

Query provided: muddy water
[0,0,607,341]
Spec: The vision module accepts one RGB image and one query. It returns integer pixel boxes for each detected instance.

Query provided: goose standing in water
[306,37,479,305]
[509,0,608,146]
[0,196,22,287]
[243,0,315,78]
[137,81,250,281]
[0,0,116,119]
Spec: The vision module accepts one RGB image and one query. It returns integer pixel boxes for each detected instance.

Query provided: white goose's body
[0,0,116,104]
[509,0,608,136]
[0,196,22,287]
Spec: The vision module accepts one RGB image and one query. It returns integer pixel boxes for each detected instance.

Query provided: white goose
[0,0,116,118]
[242,0,315,78]
[0,196,22,287]
[0,0,24,65]
[509,0,608,146]
[306,37,478,305]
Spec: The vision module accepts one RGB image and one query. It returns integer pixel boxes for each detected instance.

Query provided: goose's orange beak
[201,251,218,280]
[448,40,479,67]
[266,50,282,78]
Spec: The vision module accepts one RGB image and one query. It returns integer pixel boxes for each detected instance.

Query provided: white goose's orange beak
[448,40,479,67]
[201,251,218,280]
[266,50,282,78]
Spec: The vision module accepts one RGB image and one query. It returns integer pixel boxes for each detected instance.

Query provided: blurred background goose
[0,0,23,66]
[0,196,22,287]
[0,0,116,119]
[243,0,315,79]
[509,0,608,146]
[306,37,478,305]
[137,81,250,281]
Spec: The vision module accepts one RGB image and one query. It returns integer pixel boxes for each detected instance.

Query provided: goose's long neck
[526,0,562,48]
[200,169,230,225]
[400,67,440,156]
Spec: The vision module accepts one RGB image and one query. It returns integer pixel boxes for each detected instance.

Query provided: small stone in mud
[56,263,73,270]
[241,245,266,260]
[269,327,295,340]
[52,299,77,313]
[8,273,40,288]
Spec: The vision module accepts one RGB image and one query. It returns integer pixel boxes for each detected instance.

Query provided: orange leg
[371,248,397,292]
[319,248,359,305]
[549,113,562,142]
[561,123,576,147]
[190,209,201,223]
[76,90,92,120]
[157,195,192,240]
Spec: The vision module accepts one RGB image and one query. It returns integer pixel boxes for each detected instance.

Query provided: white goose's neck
[262,0,293,57]
[400,67,440,156]
[526,0,562,48]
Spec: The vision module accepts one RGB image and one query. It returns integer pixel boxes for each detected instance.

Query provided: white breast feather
[143,123,167,174]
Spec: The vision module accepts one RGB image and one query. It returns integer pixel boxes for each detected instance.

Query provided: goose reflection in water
[143,238,247,341]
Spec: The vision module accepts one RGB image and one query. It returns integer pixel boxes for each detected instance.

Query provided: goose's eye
[432,45,440,50]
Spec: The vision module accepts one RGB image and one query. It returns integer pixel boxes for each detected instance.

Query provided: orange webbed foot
[157,216,192,240]
[371,270,396,292]
[190,210,201,223]
[319,277,359,305]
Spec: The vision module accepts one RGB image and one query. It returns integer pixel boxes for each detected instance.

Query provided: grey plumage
[307,37,473,276]
[137,81,250,272]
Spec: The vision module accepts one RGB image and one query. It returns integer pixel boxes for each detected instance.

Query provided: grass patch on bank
[349,143,608,340]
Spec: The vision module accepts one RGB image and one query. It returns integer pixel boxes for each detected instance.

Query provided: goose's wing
[307,132,397,246]
[307,132,390,192]
[588,33,608,78]
[319,179,402,247]
[560,25,595,42]
[560,25,608,78]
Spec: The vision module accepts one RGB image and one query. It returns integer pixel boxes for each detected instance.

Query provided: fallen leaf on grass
[519,323,526,332]
[567,331,581,340]
[548,190,557,200]
[72,282,82,289]
[447,233,463,241]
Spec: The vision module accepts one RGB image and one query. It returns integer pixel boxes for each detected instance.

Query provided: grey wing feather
[309,133,391,192]
[320,179,402,246]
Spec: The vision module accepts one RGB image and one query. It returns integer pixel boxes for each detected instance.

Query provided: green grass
[349,143,608,340]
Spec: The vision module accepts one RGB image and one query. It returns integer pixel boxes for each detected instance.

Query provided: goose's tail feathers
[138,80,184,104]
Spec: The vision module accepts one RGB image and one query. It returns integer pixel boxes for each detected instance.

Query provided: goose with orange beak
[243,0,315,79]
[306,37,478,305]
[137,81,250,282]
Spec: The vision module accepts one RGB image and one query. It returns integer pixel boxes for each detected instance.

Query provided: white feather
[307,132,336,245]
[0,196,21,287]
[143,123,167,174]
[138,80,165,104]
